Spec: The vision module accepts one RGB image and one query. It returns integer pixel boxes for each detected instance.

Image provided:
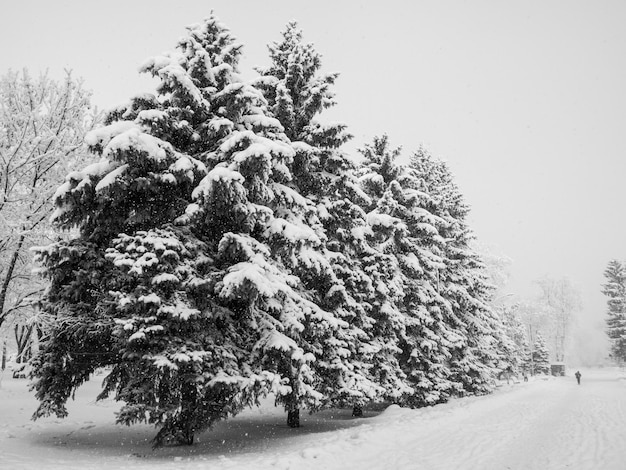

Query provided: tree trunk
[0,234,27,330]
[287,408,300,428]
[1,340,6,370]
[179,426,195,446]
[285,364,301,428]
[178,381,197,445]
[15,324,34,364]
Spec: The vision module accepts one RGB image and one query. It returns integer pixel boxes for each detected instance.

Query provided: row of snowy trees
[602,260,626,363]
[29,15,529,445]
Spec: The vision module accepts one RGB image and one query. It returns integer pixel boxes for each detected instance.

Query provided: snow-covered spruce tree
[254,22,350,152]
[32,15,366,445]
[408,145,502,396]
[255,23,382,419]
[602,259,626,364]
[493,303,529,376]
[532,331,550,375]
[521,344,534,376]
[357,136,461,406]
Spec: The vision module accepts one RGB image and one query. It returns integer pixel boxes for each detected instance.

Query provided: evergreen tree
[602,259,626,363]
[532,332,550,375]
[521,345,534,376]
[356,137,415,404]
[357,136,463,406]
[31,15,367,445]
[254,22,350,150]
[255,23,382,418]
[408,145,501,396]
[494,303,529,376]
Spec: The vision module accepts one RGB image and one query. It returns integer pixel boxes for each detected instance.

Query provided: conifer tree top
[255,22,349,147]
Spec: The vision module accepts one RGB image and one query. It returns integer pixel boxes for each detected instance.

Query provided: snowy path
[359,370,626,470]
[1,368,625,469]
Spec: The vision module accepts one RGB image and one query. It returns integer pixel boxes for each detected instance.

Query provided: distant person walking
[575,370,581,385]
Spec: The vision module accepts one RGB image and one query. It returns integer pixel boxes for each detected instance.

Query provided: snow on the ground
[1,368,625,470]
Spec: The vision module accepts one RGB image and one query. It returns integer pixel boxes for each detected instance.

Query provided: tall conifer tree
[494,303,529,375]
[358,136,461,405]
[602,259,626,363]
[408,146,502,395]
[532,332,551,375]
[255,23,383,418]
[356,137,413,403]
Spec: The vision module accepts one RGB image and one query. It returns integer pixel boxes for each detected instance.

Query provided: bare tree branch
[0,69,100,330]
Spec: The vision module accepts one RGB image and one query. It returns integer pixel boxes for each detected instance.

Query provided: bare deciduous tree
[535,277,581,362]
[0,69,99,336]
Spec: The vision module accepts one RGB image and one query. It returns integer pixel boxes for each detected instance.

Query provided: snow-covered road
[355,369,626,470]
[1,368,625,469]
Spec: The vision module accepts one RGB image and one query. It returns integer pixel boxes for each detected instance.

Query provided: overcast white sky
[3,0,625,363]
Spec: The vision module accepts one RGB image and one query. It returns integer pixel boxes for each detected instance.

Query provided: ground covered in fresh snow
[1,368,625,469]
